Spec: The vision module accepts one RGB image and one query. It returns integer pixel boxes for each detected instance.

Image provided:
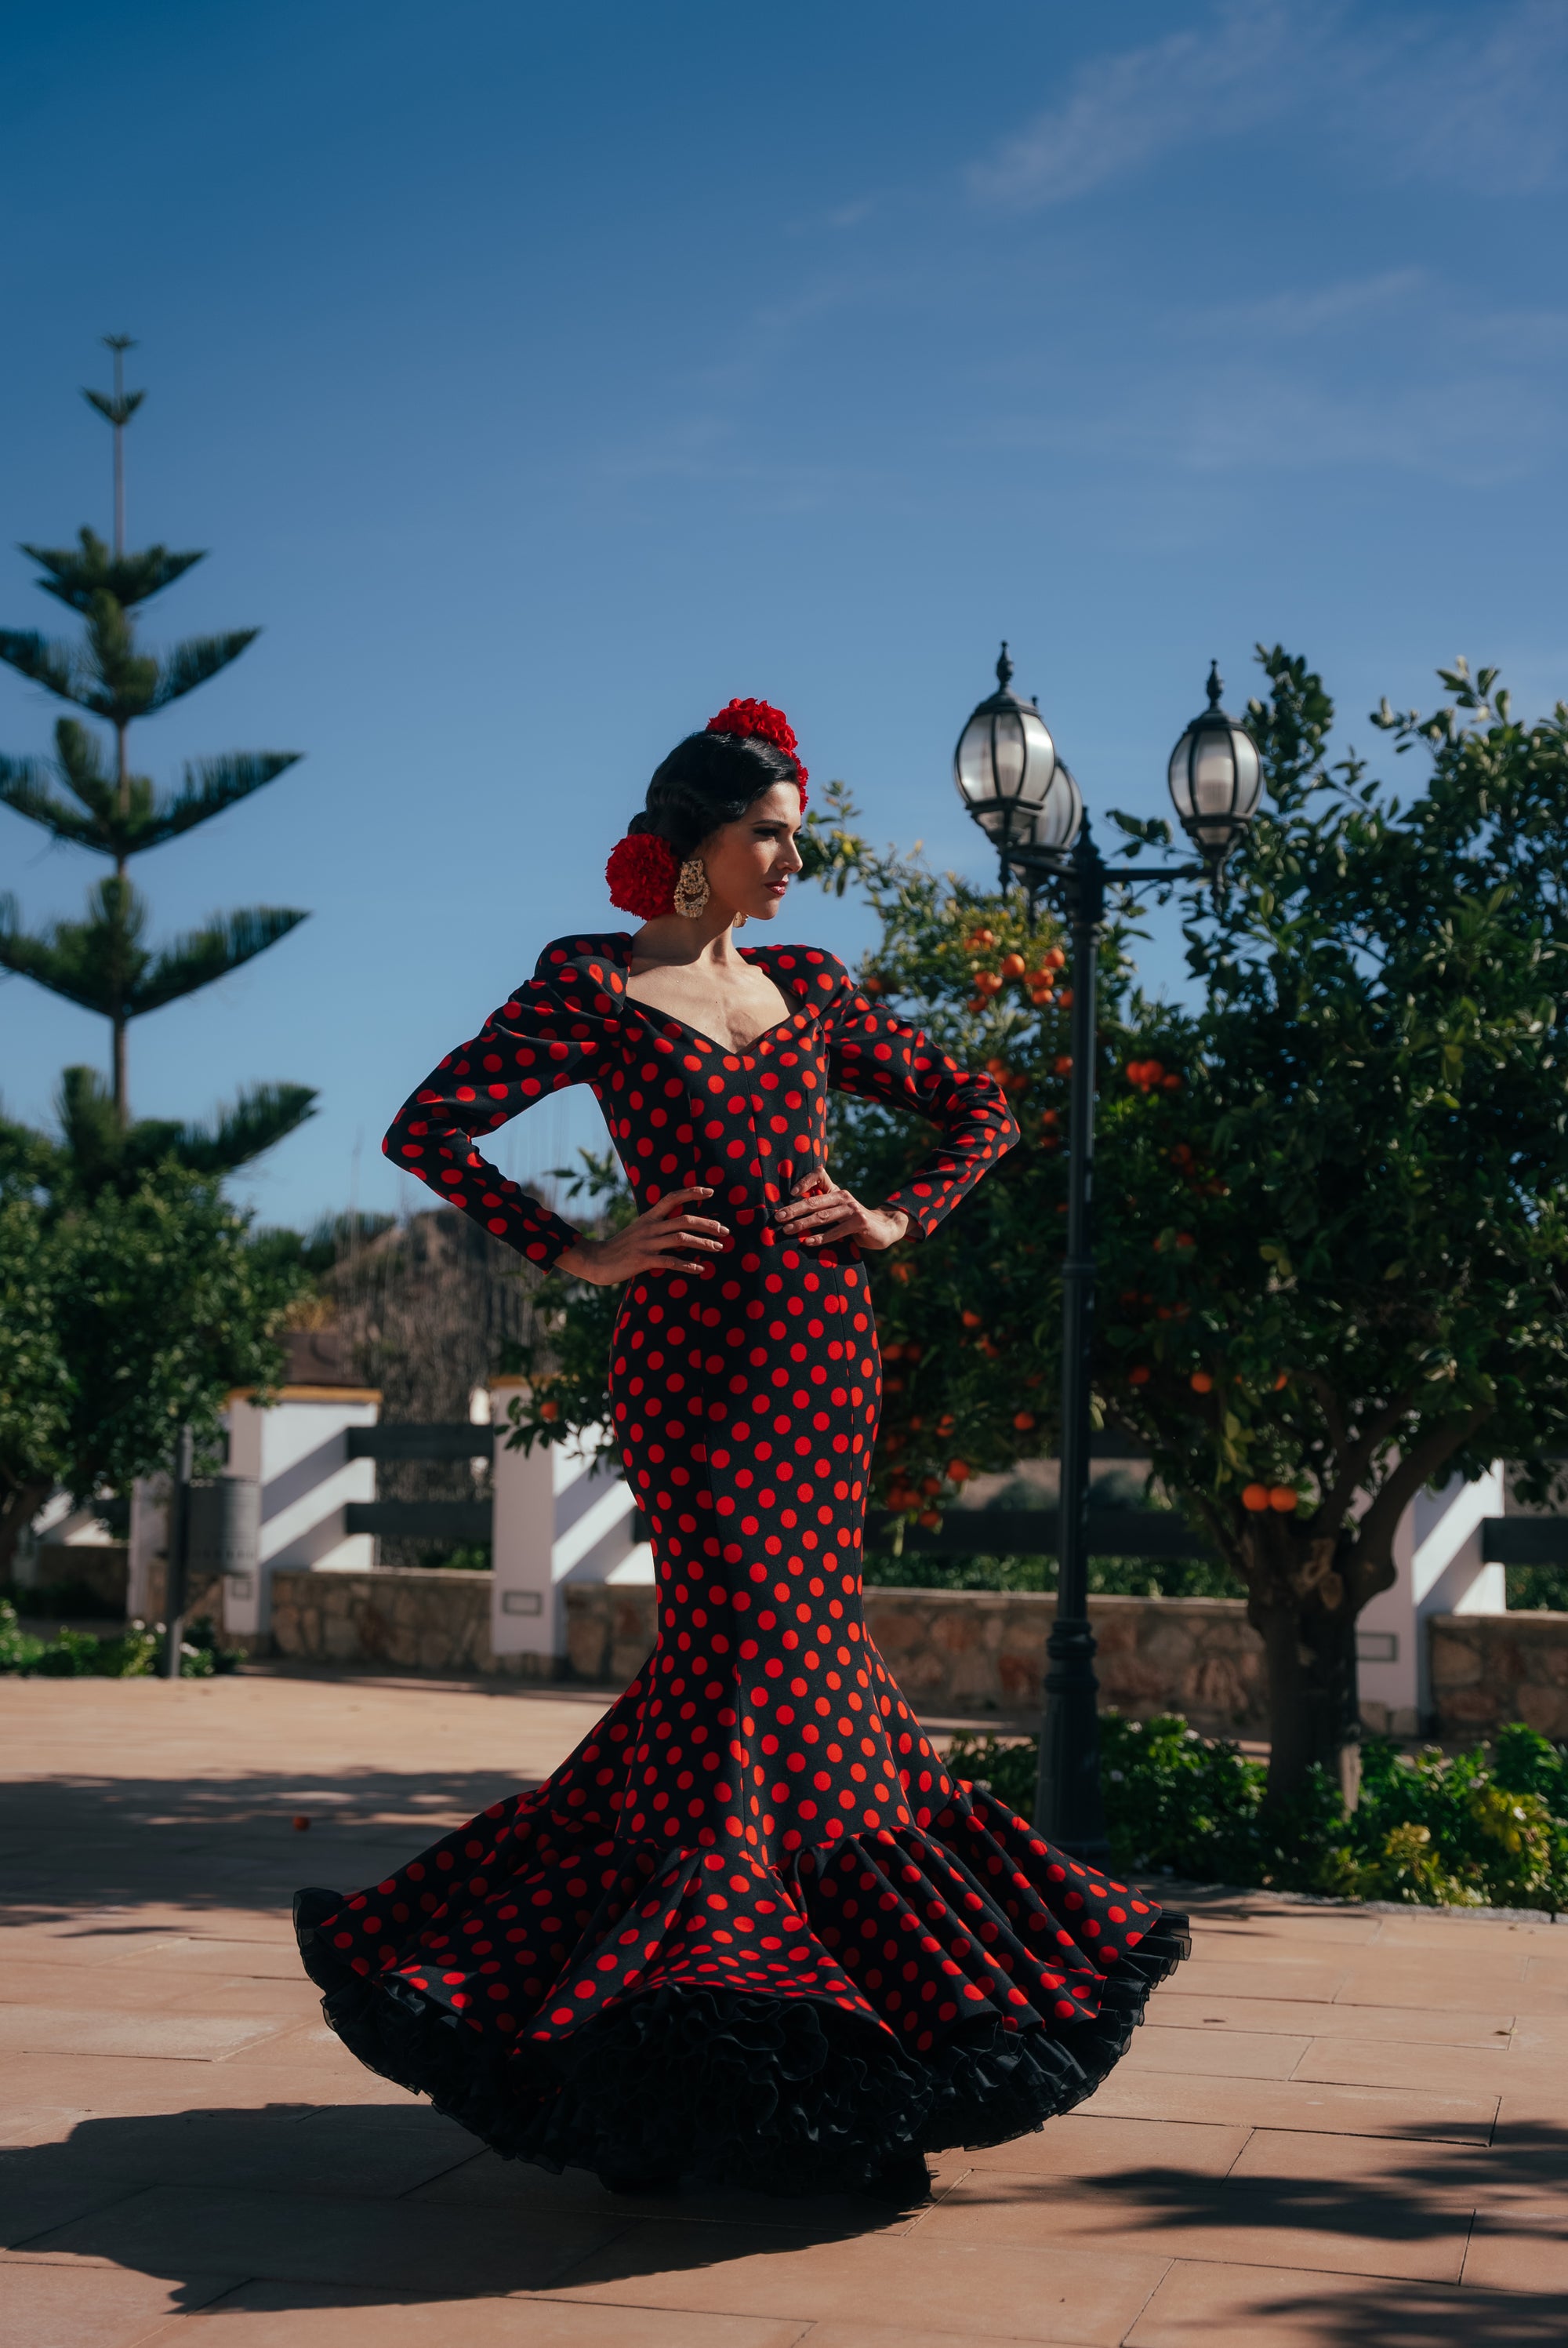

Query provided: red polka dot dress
[295,934,1189,2193]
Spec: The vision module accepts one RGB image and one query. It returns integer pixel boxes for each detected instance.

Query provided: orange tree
[809,657,1568,1803]
[505,656,1568,1804]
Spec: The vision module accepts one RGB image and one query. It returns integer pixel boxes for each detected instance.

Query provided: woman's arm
[789,969,1020,1244]
[382,972,597,1268]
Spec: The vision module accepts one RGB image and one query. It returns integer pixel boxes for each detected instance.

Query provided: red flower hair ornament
[705,697,808,803]
[605,697,808,917]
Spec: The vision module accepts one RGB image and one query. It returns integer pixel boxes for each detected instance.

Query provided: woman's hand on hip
[556,1188,730,1285]
[773,1168,910,1253]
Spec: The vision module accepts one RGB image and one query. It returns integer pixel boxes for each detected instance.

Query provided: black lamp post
[953,649,1260,1859]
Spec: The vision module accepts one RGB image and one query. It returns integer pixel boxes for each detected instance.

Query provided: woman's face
[701,781,804,922]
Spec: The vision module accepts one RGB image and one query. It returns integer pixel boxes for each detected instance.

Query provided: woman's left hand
[774,1167,910,1252]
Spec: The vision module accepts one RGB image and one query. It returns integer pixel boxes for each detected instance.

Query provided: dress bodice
[384,932,1020,1264]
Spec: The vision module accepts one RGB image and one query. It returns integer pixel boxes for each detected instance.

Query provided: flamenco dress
[294,934,1189,2194]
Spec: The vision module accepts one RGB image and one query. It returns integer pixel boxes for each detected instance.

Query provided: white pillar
[221,1382,381,1639]
[1357,1462,1507,1734]
[488,1377,652,1666]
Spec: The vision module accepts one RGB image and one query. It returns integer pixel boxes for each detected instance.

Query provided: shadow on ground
[0,1766,544,1929]
[5,2100,1568,2339]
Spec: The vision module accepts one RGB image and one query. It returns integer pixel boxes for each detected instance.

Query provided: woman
[295,696,1188,2204]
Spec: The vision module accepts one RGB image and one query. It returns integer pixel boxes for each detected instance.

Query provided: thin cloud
[969,0,1568,210]
[967,1,1305,209]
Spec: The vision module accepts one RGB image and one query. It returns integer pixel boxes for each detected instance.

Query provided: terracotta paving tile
[1146,1992,1517,2049]
[919,2172,1471,2283]
[0,2259,240,2348]
[1226,2124,1563,2206]
[214,2021,347,2070]
[545,2220,1171,2340]
[5,2182,633,2295]
[1371,1916,1560,1953]
[1168,1959,1348,2005]
[0,1961,196,2013]
[1507,2015,1568,2056]
[2,2098,475,2203]
[0,2164,144,2252]
[1465,2204,1568,2292]
[0,2051,408,2146]
[0,2006,290,2063]
[1290,2037,1513,2096]
[1119,2027,1308,2081]
[1333,1961,1530,2010]
[1184,1913,1382,1949]
[136,2283,808,2346]
[1075,2063,1497,2142]
[958,2115,1249,2181]
[1124,2258,1568,2345]
[115,1938,307,1981]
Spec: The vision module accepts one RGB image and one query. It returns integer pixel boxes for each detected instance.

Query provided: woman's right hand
[555,1187,730,1286]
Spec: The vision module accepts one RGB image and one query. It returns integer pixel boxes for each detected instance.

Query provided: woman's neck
[631,913,746,969]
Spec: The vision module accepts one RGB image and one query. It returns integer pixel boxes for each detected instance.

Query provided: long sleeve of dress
[382,940,622,1268]
[826,969,1020,1238]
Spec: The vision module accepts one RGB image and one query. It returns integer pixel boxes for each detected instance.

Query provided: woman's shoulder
[530,932,632,998]
[748,941,851,1005]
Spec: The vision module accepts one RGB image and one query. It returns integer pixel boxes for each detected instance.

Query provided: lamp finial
[1206,660,1223,710]
[996,642,1014,692]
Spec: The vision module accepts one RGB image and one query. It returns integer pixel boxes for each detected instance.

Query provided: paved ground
[2,1669,1566,2347]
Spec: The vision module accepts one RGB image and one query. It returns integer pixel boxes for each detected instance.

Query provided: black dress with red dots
[294,933,1189,2194]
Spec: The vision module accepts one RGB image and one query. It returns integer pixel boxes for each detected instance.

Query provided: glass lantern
[953,644,1058,852]
[1167,662,1262,866]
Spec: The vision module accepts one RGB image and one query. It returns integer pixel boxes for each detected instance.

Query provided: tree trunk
[0,1477,54,1587]
[1242,1520,1364,1809]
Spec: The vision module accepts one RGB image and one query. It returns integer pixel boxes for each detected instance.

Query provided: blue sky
[2,0,1565,1232]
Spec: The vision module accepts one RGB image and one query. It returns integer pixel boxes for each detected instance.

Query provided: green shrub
[946,1711,1568,1913]
[0,1599,44,1672]
[0,1597,222,1678]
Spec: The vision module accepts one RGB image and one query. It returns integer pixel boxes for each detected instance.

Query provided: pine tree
[0,336,315,1180]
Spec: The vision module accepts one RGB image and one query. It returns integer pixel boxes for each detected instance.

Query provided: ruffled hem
[295,1826,1189,2196]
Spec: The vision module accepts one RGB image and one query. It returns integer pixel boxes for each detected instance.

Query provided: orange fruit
[919,1509,942,1530]
[960,1308,983,1328]
[1000,952,1025,978]
[1054,1054,1073,1075]
[1241,1483,1271,1513]
[1128,1365,1151,1386]
[966,927,996,950]
[1269,1485,1298,1513]
[947,1459,972,1483]
[539,1399,561,1421]
[1013,1410,1036,1432]
[1044,945,1065,971]
[1273,1372,1289,1390]
[1189,1370,1214,1394]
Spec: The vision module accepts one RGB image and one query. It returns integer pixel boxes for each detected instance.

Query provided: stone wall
[270,1566,494,1676]
[564,1583,1270,1732]
[1429,1608,1568,1741]
[247,1571,1568,1743]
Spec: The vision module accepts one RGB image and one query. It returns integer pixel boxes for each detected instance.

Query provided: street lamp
[953,648,1260,1859]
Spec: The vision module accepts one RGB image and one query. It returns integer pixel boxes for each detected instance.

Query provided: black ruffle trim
[295,1886,1189,2196]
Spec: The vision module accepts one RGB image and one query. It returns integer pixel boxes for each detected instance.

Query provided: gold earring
[732,910,748,928]
[673,856,710,919]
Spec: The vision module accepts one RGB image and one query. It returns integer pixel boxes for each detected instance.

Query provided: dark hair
[627,731,800,860]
